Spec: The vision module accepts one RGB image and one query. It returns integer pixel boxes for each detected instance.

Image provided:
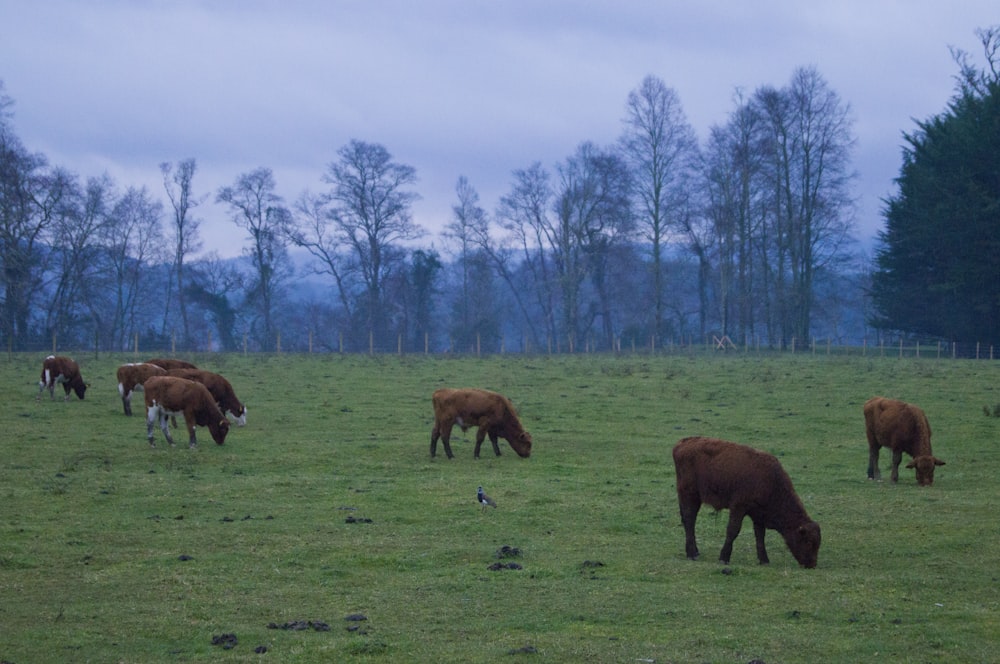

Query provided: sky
[1,1,997,259]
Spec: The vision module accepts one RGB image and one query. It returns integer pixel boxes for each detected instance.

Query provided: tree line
[0,64,895,355]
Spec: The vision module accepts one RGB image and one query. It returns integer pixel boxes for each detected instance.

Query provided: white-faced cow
[146,358,198,371]
[166,368,247,426]
[865,396,945,486]
[672,436,822,568]
[430,387,532,459]
[116,363,167,416]
[37,355,88,401]
[143,376,230,448]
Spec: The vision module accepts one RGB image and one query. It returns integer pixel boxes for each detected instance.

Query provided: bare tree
[620,75,700,344]
[289,190,355,323]
[160,158,203,348]
[951,25,1000,96]
[0,129,73,349]
[552,142,634,350]
[216,167,292,349]
[102,185,164,349]
[755,67,856,345]
[443,176,499,349]
[704,91,768,343]
[46,173,116,343]
[185,253,242,351]
[496,162,557,347]
[321,140,422,348]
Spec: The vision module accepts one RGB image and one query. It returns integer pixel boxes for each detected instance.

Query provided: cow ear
[934,458,946,466]
[905,460,916,469]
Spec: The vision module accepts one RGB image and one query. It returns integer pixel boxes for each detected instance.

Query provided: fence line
[18,331,1000,362]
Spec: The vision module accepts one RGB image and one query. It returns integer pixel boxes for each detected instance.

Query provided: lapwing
[477,486,496,511]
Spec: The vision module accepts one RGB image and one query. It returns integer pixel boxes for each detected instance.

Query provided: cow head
[509,431,532,458]
[906,455,945,486]
[784,520,822,569]
[73,382,89,400]
[229,404,247,427]
[209,418,231,445]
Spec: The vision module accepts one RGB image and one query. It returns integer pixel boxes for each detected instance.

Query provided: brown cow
[146,358,198,371]
[672,436,821,568]
[143,376,230,448]
[865,396,945,486]
[166,368,247,426]
[117,363,167,416]
[37,355,88,401]
[430,388,532,459]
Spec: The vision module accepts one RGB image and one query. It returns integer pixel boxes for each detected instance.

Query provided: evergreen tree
[872,29,1000,342]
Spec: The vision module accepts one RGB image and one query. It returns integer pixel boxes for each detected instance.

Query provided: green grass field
[2,352,999,662]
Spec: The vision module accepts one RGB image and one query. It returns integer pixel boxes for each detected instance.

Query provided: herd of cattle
[36,355,945,570]
[37,354,246,447]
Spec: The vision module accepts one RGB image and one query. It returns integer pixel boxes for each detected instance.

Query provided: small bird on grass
[477,486,497,511]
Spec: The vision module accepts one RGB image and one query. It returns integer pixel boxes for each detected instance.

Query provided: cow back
[147,358,198,371]
[117,363,167,392]
[673,436,798,511]
[167,368,245,422]
[865,397,932,456]
[144,376,223,421]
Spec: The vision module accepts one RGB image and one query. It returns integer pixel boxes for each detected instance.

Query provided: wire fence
[13,330,1000,362]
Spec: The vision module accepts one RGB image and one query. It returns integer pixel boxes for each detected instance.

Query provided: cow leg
[61,381,72,402]
[474,427,488,459]
[719,509,746,564]
[435,423,454,459]
[677,494,701,560]
[752,519,770,565]
[158,413,175,447]
[123,391,132,416]
[890,449,903,483]
[185,417,198,448]
[868,444,881,481]
[146,407,160,447]
[430,421,442,457]
[489,431,502,457]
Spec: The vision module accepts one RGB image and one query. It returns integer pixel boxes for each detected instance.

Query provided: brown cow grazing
[430,388,532,459]
[37,355,88,401]
[166,368,247,426]
[865,396,945,486]
[143,376,230,448]
[117,363,167,416]
[146,358,198,371]
[672,436,821,568]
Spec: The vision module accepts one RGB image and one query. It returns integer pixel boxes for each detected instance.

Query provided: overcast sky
[1,1,996,258]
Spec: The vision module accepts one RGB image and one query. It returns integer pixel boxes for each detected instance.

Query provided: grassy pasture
[2,351,999,663]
